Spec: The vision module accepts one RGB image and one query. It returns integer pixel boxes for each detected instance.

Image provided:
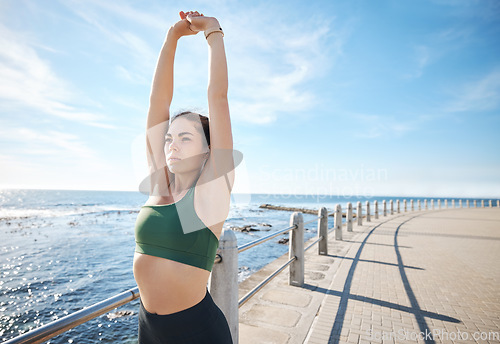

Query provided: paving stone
[239,323,290,344]
[243,304,301,327]
[261,289,312,308]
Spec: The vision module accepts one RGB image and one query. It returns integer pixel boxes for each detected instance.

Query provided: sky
[0,0,499,198]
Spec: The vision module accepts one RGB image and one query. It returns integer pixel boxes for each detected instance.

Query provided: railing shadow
[328,254,423,270]
[325,212,460,344]
[301,283,459,323]
[342,239,412,249]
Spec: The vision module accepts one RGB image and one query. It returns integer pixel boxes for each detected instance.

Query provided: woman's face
[165,117,209,174]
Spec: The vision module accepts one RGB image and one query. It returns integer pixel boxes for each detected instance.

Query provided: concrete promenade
[237,207,500,344]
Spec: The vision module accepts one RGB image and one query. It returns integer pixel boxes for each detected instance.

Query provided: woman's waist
[133,252,210,294]
[133,252,210,314]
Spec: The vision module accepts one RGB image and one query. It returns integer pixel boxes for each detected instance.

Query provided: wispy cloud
[62,1,353,125]
[223,8,352,124]
[429,0,500,21]
[77,0,167,31]
[0,22,115,129]
[0,126,98,161]
[403,45,430,79]
[402,24,475,81]
[0,125,117,188]
[350,113,419,139]
[59,1,159,85]
[444,67,500,113]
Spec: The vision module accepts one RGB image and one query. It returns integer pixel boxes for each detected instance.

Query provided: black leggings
[138,287,233,344]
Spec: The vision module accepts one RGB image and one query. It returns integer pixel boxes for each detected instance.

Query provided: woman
[133,10,234,344]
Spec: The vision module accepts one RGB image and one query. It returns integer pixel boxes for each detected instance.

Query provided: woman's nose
[168,140,179,151]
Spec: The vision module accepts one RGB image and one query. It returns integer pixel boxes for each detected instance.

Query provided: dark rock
[107,310,134,319]
[278,237,289,244]
[230,224,260,232]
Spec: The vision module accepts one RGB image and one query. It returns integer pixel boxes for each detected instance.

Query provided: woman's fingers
[185,10,202,17]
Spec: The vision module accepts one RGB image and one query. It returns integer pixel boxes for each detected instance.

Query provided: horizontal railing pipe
[4,287,140,344]
[8,197,498,344]
[237,225,296,253]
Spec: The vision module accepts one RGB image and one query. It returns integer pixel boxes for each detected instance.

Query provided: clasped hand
[170,10,220,38]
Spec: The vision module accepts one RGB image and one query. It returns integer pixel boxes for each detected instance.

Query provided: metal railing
[5,197,499,344]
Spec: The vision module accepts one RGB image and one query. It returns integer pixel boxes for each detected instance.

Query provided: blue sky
[0,0,499,198]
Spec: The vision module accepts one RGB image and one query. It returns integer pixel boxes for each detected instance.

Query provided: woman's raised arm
[146,13,199,194]
[185,13,234,170]
[145,29,177,179]
[148,13,197,128]
[147,29,177,129]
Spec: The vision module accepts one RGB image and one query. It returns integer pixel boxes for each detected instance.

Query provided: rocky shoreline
[259,203,361,218]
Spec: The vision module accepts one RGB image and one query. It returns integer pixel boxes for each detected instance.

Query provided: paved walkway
[237,207,500,344]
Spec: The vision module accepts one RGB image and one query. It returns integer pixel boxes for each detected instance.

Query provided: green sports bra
[134,177,220,272]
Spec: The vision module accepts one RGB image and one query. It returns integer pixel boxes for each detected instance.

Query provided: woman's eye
[165,138,190,142]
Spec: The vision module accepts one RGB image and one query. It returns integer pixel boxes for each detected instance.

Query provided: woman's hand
[181,10,220,32]
[168,11,200,39]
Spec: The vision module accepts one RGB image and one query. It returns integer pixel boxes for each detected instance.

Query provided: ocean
[0,189,490,343]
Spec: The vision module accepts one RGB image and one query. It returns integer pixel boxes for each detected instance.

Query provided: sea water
[0,189,488,342]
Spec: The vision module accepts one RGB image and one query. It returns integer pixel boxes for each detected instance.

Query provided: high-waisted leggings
[138,287,233,344]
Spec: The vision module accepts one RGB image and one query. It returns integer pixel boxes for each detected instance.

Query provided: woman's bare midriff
[134,174,229,315]
[133,252,211,315]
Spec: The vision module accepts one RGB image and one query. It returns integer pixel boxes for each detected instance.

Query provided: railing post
[497,200,499,207]
[489,200,492,208]
[431,199,434,210]
[318,207,328,255]
[418,199,421,211]
[334,204,343,240]
[459,199,462,208]
[445,199,448,208]
[383,200,387,216]
[481,200,484,208]
[424,199,428,210]
[467,200,470,208]
[396,199,400,213]
[289,212,304,287]
[347,202,353,232]
[390,200,394,215]
[357,201,363,225]
[209,229,238,344]
[410,199,414,212]
[452,199,455,208]
[438,199,441,209]
[403,199,407,212]
[474,200,477,208]
[374,200,379,220]
[366,201,371,222]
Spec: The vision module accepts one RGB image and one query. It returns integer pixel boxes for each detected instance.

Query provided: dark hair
[170,111,210,148]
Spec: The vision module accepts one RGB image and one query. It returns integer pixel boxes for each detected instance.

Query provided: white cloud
[0,126,96,161]
[402,25,475,81]
[77,0,167,31]
[115,65,149,84]
[444,67,500,113]
[350,113,419,139]
[429,0,500,21]
[0,125,125,190]
[59,1,159,85]
[59,1,352,125]
[0,22,114,129]
[403,45,430,79]
[222,9,350,124]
